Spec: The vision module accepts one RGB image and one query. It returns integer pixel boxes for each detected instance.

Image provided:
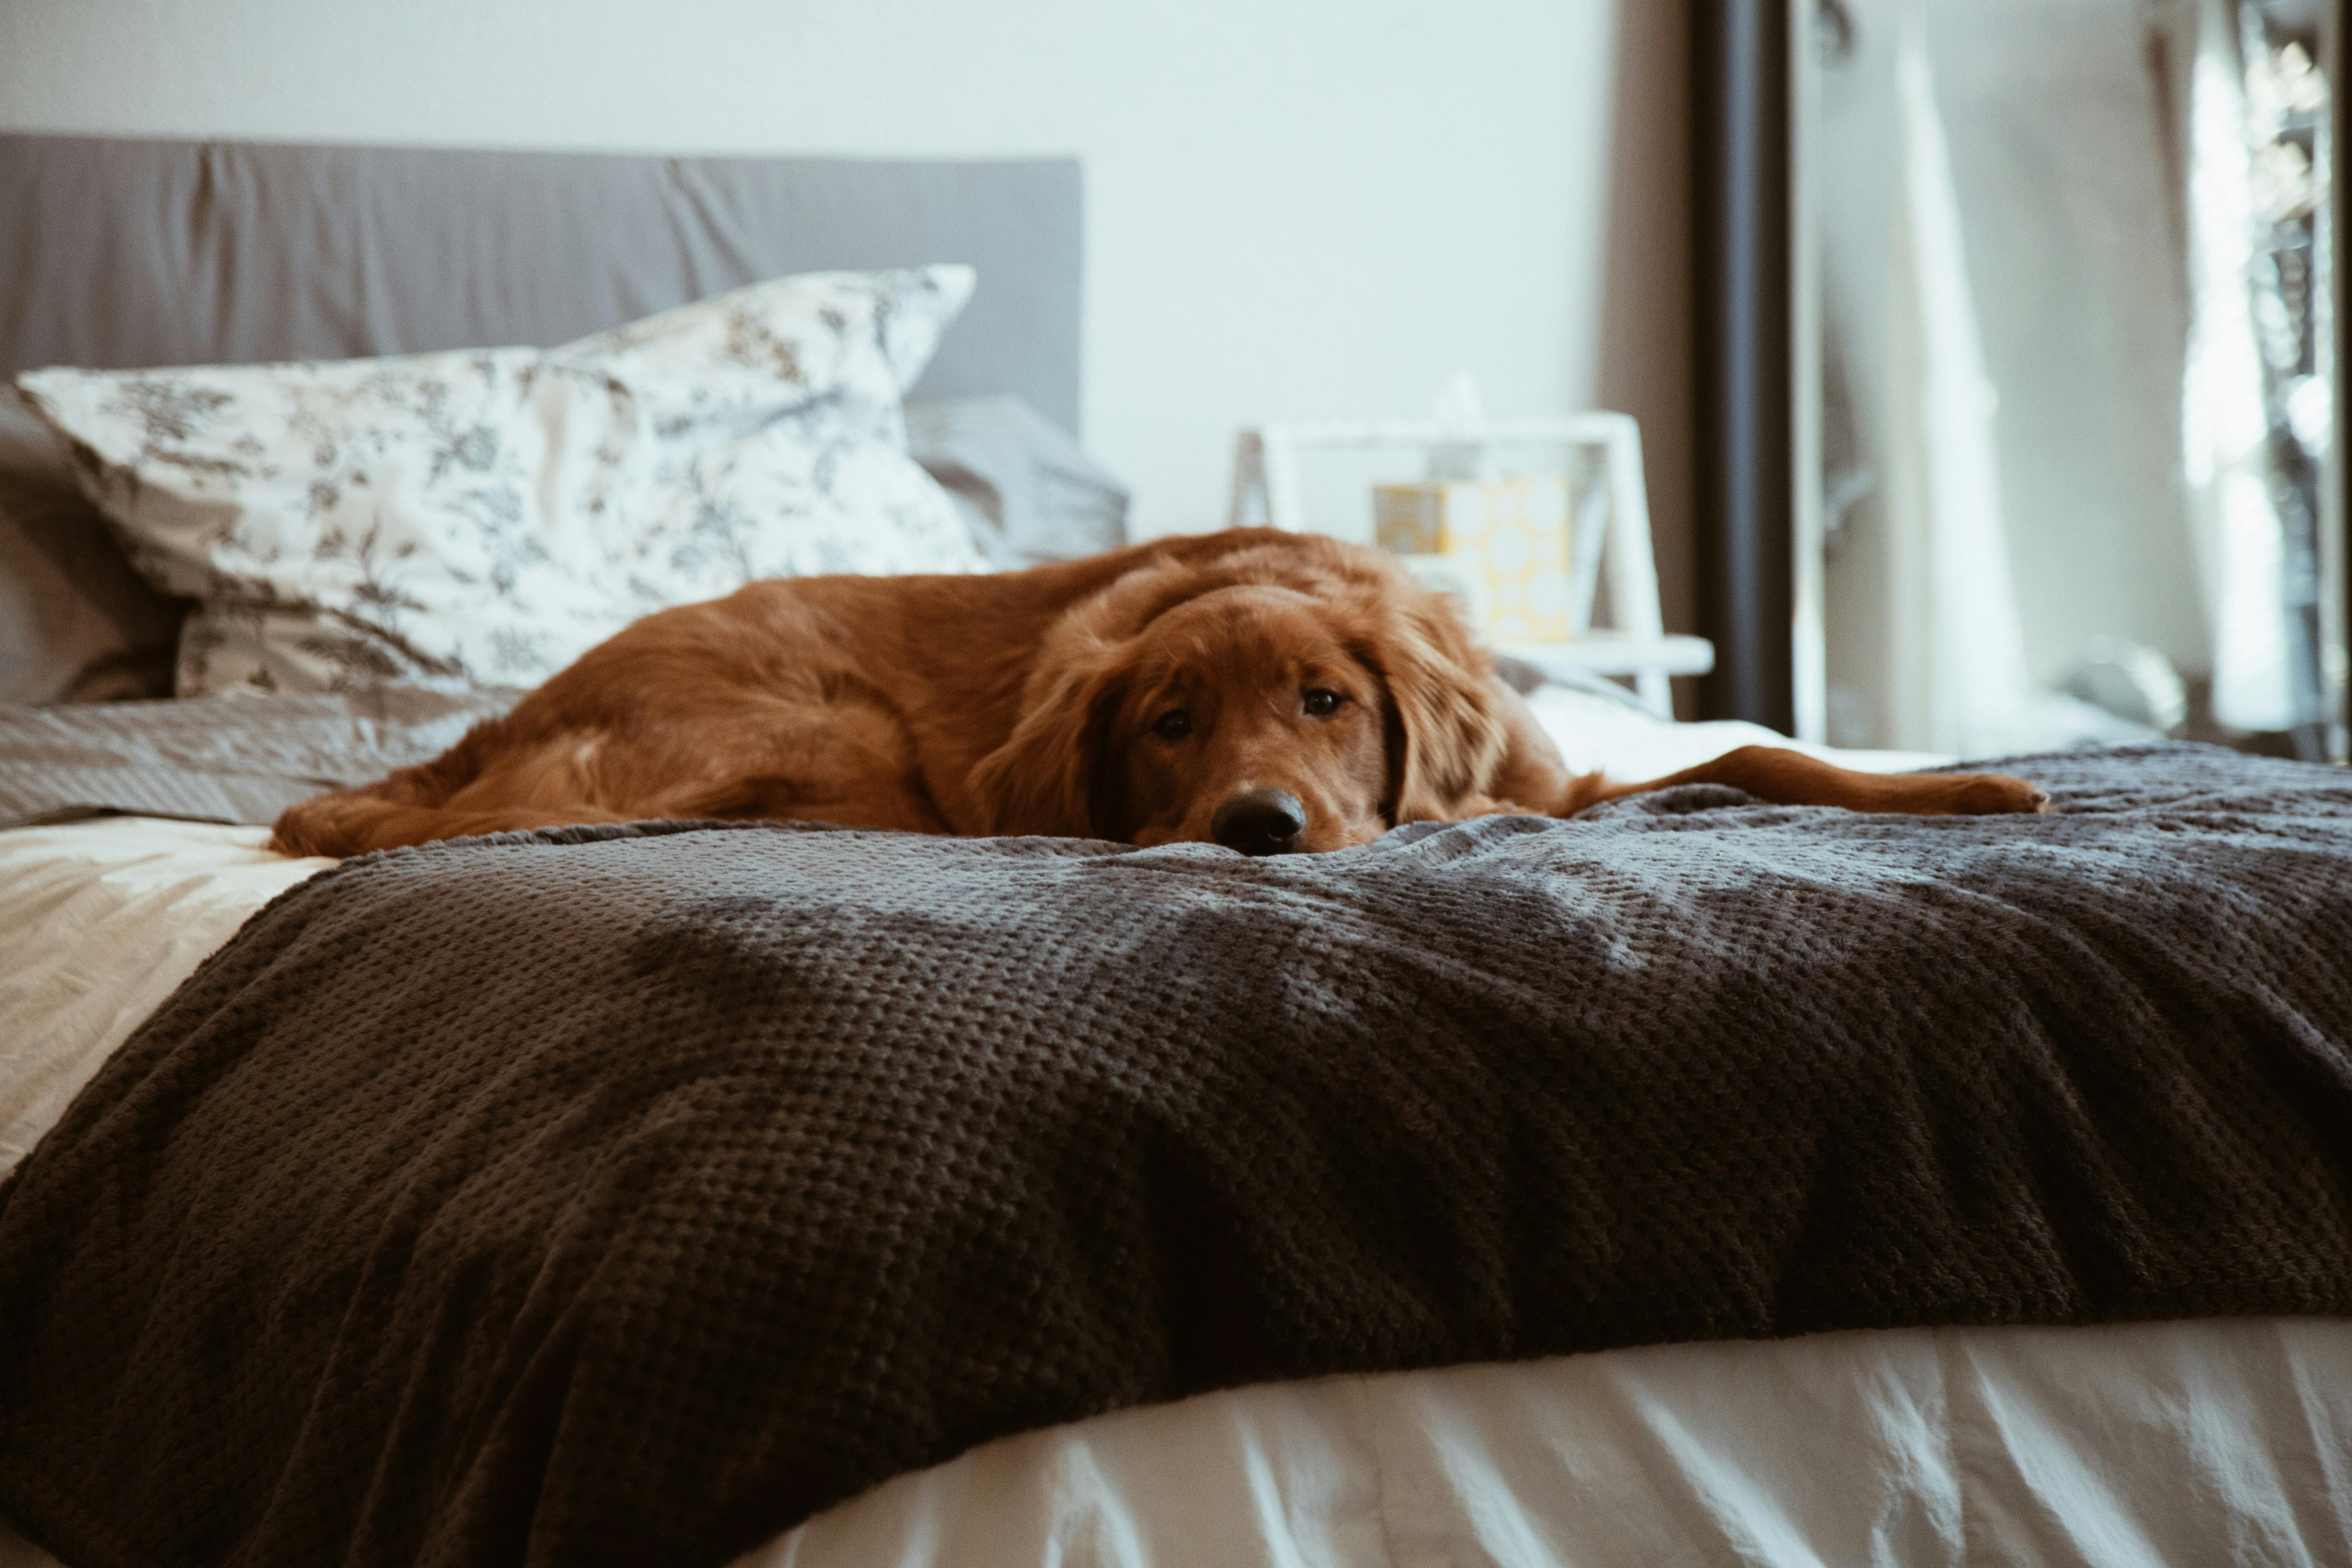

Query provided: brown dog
[270,528,2046,858]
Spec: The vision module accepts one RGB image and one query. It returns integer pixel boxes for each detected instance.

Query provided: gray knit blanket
[4,743,2351,1568]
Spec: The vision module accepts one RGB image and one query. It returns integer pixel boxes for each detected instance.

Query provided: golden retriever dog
[271,528,2047,859]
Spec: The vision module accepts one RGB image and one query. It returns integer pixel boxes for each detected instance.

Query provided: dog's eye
[1303,689,1343,718]
[1153,709,1193,741]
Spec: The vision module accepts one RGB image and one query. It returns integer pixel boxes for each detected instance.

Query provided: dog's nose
[1211,788,1307,856]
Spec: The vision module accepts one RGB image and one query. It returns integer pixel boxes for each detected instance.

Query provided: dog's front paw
[1945,773,2051,815]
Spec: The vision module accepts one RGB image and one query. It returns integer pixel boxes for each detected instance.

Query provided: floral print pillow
[20,265,988,697]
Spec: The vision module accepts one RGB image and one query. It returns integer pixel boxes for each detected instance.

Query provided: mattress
[2,692,2348,1568]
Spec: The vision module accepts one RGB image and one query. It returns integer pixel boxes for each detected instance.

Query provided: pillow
[904,396,1131,568]
[20,266,985,698]
[0,389,182,703]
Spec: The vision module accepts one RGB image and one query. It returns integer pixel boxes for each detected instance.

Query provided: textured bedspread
[3,744,2351,1568]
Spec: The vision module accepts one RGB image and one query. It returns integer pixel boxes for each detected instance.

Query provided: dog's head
[969,537,1511,853]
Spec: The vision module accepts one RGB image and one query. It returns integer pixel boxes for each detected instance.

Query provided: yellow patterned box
[1372,475,1574,641]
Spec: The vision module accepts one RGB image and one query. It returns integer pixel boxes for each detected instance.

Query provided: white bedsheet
[5,702,2348,1568]
[748,1318,2352,1568]
[1519,685,1951,784]
[0,817,330,1176]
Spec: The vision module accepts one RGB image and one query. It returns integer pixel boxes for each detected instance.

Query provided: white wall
[0,0,1693,623]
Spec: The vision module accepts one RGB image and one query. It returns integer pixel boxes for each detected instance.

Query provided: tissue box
[1372,475,1574,641]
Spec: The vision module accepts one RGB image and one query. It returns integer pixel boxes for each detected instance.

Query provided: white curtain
[1878,16,2037,757]
[2181,0,2295,733]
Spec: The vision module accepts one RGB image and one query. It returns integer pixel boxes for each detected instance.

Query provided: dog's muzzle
[1211,788,1307,856]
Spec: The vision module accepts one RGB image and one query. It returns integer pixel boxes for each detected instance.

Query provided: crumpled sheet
[0,817,328,1174]
[752,1314,2352,1568]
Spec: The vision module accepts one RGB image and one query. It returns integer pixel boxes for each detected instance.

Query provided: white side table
[1229,414,1711,717]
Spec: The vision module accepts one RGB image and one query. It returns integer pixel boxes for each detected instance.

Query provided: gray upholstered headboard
[0,133,1083,434]
[0,131,1091,706]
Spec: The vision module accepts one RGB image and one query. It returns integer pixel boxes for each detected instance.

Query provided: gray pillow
[0,388,180,703]
[907,396,1129,568]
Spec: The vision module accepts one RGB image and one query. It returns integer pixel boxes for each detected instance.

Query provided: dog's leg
[270,794,635,858]
[1556,744,2049,817]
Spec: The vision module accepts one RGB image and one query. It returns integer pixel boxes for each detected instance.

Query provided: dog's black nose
[1211,788,1307,856]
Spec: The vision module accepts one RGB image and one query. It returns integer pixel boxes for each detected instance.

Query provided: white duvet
[4,692,2348,1568]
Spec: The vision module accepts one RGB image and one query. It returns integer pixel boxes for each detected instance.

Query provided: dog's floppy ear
[1351,587,1512,824]
[969,659,1127,838]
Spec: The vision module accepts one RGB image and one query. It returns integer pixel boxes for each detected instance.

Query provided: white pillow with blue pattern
[19,265,986,698]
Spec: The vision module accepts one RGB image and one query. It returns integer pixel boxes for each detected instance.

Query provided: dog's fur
[270,529,2047,859]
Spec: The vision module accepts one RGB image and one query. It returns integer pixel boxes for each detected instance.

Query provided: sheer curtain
[2182,0,2296,734]
[1877,13,2038,757]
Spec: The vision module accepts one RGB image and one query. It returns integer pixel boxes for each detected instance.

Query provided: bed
[4,133,2352,1568]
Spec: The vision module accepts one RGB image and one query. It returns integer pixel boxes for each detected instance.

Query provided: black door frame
[1693,0,1796,731]
[1695,0,2349,753]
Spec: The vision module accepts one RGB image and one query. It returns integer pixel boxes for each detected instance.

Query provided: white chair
[1229,414,1712,717]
